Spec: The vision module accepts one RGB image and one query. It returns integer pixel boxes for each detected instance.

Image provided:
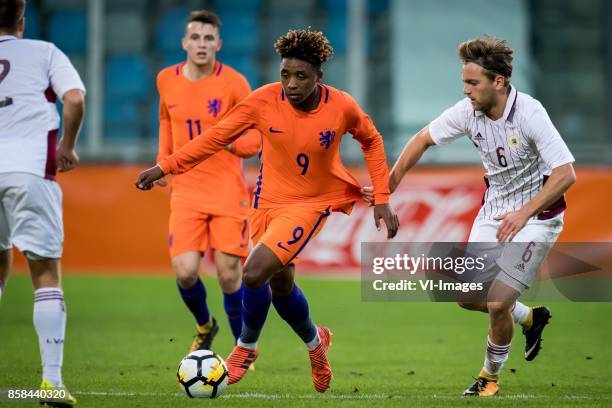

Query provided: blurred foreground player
[154,10,260,353]
[0,0,85,405]
[136,28,399,392]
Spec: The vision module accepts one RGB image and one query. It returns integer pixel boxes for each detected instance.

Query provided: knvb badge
[319,130,336,149]
[207,98,222,118]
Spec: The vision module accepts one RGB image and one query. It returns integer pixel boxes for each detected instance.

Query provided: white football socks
[511,301,531,326]
[33,288,66,387]
[237,339,257,350]
[306,330,321,351]
[482,336,510,378]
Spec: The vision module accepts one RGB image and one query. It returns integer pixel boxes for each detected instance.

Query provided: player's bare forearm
[56,89,85,172]
[517,163,576,218]
[495,163,576,242]
[389,127,435,193]
[60,89,85,148]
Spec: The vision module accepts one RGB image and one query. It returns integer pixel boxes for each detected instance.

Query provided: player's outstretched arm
[135,97,258,190]
[495,163,576,242]
[389,126,436,192]
[156,95,259,176]
[56,89,85,172]
[226,129,261,158]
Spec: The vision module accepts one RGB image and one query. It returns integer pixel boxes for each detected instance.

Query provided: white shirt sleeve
[525,103,575,169]
[48,44,86,100]
[428,99,470,145]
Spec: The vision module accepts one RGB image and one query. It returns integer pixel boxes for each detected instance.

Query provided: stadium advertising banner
[11,166,612,274]
[299,168,483,271]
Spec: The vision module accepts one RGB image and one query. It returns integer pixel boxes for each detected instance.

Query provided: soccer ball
[177,350,229,398]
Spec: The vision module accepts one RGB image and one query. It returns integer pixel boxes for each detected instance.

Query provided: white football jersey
[428,86,575,221]
[0,35,85,179]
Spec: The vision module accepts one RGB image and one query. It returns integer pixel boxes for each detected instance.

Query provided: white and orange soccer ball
[177,350,229,398]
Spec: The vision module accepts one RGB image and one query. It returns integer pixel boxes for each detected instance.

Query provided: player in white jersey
[0,0,84,405]
[362,36,576,396]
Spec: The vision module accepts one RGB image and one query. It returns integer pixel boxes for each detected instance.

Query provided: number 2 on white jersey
[0,59,13,108]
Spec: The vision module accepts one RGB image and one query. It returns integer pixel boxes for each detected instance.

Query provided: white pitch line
[74,391,611,401]
[75,391,390,400]
[75,391,177,397]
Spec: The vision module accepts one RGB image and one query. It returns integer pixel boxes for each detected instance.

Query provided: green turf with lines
[1,274,610,407]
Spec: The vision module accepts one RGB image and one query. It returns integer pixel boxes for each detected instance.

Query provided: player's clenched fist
[374,203,400,239]
[135,165,165,190]
[56,142,79,173]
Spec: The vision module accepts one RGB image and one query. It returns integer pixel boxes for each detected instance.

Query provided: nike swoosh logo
[168,104,178,109]
[525,339,540,357]
[269,127,283,133]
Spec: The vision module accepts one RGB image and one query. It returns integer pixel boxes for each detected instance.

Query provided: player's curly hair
[0,0,25,31]
[458,36,513,82]
[274,28,333,68]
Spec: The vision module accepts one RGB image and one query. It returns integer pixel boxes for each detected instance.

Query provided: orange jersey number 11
[186,119,203,140]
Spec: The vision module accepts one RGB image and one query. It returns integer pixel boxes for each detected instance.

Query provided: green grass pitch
[1,274,611,407]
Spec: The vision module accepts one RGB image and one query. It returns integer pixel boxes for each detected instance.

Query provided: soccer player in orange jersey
[137,29,398,392]
[154,10,260,353]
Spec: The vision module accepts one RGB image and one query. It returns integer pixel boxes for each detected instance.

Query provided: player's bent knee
[242,269,266,288]
[216,255,242,288]
[177,274,199,288]
[216,253,241,272]
[457,301,487,312]
[173,263,200,288]
[175,269,199,287]
[172,254,201,287]
[457,301,477,310]
[269,274,293,296]
[242,245,284,288]
[487,302,511,318]
[242,261,277,289]
[217,271,241,292]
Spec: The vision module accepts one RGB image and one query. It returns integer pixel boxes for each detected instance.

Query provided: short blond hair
[458,36,513,81]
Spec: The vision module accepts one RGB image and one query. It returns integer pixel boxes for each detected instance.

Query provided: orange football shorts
[250,204,331,266]
[168,203,249,258]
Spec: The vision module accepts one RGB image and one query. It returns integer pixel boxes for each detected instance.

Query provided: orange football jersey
[158,82,390,210]
[156,61,260,216]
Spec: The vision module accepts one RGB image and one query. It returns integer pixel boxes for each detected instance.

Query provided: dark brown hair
[0,0,25,32]
[274,28,333,68]
[458,36,513,82]
[186,9,221,31]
